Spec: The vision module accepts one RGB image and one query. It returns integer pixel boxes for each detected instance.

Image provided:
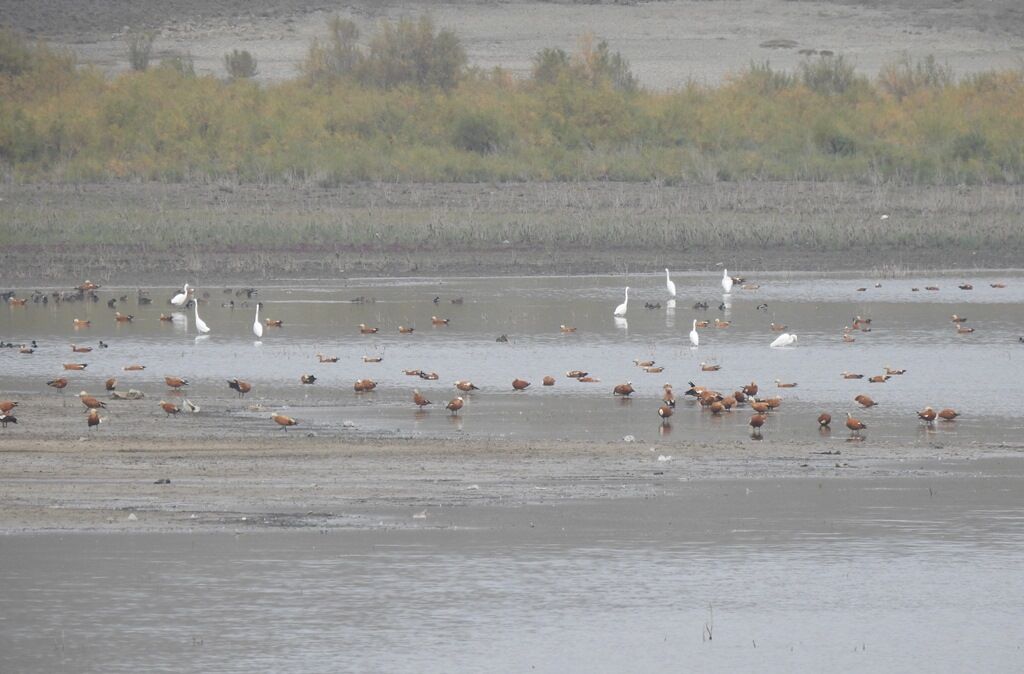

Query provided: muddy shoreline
[3,180,1023,284]
[2,431,1022,534]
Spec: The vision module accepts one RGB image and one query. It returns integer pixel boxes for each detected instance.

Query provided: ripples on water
[2,473,1023,673]
[2,271,1022,444]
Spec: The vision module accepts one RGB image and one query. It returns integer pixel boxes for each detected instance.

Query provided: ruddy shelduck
[227,379,252,397]
[413,389,432,407]
[71,344,93,353]
[265,319,283,327]
[613,382,635,396]
[917,406,937,425]
[512,379,531,391]
[362,356,383,363]
[634,359,655,368]
[818,412,832,428]
[358,324,378,334]
[749,414,766,435]
[700,363,721,372]
[271,413,297,429]
[105,377,117,391]
[845,412,867,435]
[841,372,864,379]
[560,325,577,333]
[63,363,87,371]
[317,354,339,363]
[164,376,188,389]
[446,397,464,415]
[123,364,145,371]
[354,379,377,392]
[938,408,959,421]
[455,380,479,392]
[542,376,556,386]
[398,326,415,334]
[73,319,91,328]
[775,379,797,388]
[79,392,106,411]
[0,401,18,413]
[47,378,69,391]
[431,316,450,325]
[87,409,102,429]
[854,394,877,408]
[658,405,673,421]
[114,312,133,322]
[868,375,890,383]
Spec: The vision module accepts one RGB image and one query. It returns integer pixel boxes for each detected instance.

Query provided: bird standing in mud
[446,397,464,415]
[87,409,102,429]
[413,389,432,408]
[272,413,297,430]
[845,412,867,436]
[228,379,252,398]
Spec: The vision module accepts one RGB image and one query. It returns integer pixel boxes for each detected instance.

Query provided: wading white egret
[613,287,629,317]
[689,319,699,347]
[253,302,263,339]
[194,300,210,334]
[770,332,797,348]
[171,283,191,307]
[721,269,733,294]
[665,269,676,298]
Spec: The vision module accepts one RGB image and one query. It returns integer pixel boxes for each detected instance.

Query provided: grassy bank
[2,25,1024,186]
[2,181,1022,283]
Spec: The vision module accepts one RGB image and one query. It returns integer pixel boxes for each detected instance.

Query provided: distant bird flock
[1,270,1000,438]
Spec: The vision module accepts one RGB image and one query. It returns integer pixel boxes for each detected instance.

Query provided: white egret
[194,300,210,334]
[613,287,629,317]
[770,333,797,348]
[253,302,263,339]
[170,283,191,307]
[721,269,733,294]
[665,269,676,298]
[689,319,699,347]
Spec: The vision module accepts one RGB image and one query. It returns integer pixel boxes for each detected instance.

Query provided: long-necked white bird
[665,269,676,298]
[770,332,797,348]
[613,287,629,317]
[253,302,263,339]
[721,269,734,294]
[171,283,191,307]
[689,319,699,347]
[194,299,210,334]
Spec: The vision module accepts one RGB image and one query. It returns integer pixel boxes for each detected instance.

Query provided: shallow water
[2,271,1023,444]
[1,469,1022,673]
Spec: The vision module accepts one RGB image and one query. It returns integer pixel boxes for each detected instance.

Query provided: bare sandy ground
[3,0,1022,88]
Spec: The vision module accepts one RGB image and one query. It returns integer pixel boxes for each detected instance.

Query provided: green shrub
[224,50,258,79]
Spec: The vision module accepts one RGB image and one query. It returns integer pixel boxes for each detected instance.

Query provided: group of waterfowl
[0,272,987,438]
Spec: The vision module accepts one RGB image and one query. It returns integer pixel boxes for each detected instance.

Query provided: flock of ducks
[0,272,988,438]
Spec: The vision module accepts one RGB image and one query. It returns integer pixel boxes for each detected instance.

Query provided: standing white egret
[194,299,210,334]
[770,333,797,348]
[613,287,629,317]
[253,302,263,339]
[721,269,734,294]
[665,269,676,298]
[171,283,191,307]
[689,319,699,347]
